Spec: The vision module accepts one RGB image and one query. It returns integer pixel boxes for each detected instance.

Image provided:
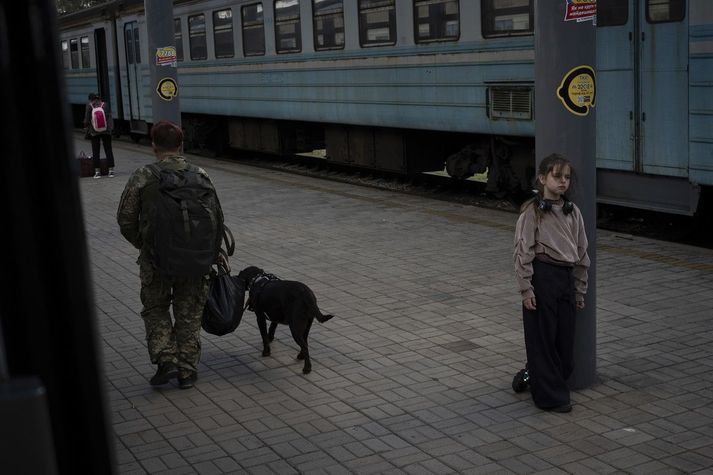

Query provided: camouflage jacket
[116,155,222,262]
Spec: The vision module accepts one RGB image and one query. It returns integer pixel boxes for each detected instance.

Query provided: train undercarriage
[70,106,704,215]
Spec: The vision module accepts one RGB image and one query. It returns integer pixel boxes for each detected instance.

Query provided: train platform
[76,136,713,475]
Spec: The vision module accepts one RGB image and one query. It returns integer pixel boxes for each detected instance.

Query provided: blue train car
[58,0,713,215]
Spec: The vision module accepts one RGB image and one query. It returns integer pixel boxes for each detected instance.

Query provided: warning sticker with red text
[564,0,596,23]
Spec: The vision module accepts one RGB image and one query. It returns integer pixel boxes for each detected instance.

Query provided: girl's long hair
[520,153,577,217]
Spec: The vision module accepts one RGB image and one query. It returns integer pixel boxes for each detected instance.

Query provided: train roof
[57,0,196,29]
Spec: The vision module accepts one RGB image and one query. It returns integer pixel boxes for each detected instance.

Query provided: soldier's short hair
[151,121,184,152]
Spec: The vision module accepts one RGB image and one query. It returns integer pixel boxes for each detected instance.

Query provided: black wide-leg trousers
[91,134,115,169]
[523,259,576,409]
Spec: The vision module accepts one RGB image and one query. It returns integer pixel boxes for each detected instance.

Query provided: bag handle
[216,248,231,274]
[221,225,235,257]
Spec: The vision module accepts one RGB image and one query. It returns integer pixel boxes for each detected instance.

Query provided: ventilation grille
[489,86,533,120]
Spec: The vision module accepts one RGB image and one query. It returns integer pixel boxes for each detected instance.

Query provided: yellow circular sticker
[557,66,595,116]
[157,78,178,101]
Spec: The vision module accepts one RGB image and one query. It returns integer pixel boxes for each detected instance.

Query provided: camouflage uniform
[117,156,220,374]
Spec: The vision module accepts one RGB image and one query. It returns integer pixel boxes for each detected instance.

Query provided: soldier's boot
[150,362,178,386]
[178,371,197,390]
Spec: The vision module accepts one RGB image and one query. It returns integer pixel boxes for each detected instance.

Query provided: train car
[58,0,713,215]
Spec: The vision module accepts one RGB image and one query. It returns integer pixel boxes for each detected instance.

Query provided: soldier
[117,121,223,389]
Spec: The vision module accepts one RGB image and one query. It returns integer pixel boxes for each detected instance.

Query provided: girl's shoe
[93,172,101,179]
[512,368,529,393]
[108,169,115,177]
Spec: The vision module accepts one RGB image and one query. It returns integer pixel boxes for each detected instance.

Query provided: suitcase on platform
[77,150,109,177]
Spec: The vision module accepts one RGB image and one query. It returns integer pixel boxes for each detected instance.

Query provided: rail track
[219,150,712,250]
[88,132,713,250]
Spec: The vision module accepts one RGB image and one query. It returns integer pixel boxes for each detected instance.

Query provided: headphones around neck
[535,192,574,215]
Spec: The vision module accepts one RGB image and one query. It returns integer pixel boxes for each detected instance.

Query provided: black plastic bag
[202,264,246,336]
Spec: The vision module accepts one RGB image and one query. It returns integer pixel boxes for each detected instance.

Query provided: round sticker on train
[157,78,178,101]
[557,65,595,116]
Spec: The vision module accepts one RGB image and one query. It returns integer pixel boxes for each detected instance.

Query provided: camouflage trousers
[139,260,210,373]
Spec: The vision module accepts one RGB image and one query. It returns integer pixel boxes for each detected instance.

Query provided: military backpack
[146,163,223,277]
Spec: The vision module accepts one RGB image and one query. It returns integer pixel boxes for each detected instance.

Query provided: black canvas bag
[202,260,245,336]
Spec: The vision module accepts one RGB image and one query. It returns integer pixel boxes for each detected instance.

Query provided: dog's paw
[262,349,271,357]
[302,366,311,374]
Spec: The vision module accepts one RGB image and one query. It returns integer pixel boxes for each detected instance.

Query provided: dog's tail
[316,313,334,323]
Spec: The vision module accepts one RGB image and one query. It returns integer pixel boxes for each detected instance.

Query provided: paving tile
[78,139,713,474]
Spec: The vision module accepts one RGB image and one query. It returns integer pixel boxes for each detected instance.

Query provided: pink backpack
[91,102,107,132]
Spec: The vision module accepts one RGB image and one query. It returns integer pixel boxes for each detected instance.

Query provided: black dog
[237,266,334,374]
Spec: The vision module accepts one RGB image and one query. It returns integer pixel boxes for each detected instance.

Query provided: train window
[597,0,628,27]
[242,3,266,56]
[274,0,302,53]
[313,0,345,50]
[124,28,133,64]
[189,14,207,60]
[174,19,184,61]
[214,9,235,58]
[124,27,134,64]
[414,0,459,43]
[482,0,532,38]
[358,0,396,47]
[61,40,69,69]
[647,0,685,23]
[80,36,90,68]
[70,38,79,68]
[133,25,141,63]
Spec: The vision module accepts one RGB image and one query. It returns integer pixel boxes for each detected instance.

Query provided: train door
[597,0,688,175]
[123,21,142,124]
[639,0,688,176]
[93,28,111,111]
[596,1,634,171]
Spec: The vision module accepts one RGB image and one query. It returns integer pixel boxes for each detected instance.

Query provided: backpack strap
[146,163,161,179]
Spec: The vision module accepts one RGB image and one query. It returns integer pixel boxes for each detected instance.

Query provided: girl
[513,153,590,413]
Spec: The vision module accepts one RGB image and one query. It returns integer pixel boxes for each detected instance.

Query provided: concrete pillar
[535,0,597,388]
[145,0,181,125]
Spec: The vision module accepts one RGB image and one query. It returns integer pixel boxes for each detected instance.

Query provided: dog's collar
[252,273,279,287]
[246,273,280,311]
[246,272,279,291]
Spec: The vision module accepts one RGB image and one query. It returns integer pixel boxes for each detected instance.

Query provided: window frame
[646,0,685,23]
[70,38,79,69]
[597,0,629,27]
[124,26,134,65]
[413,0,461,44]
[242,3,266,56]
[213,8,235,59]
[274,0,302,54]
[481,0,533,38]
[80,35,90,68]
[312,0,345,51]
[358,0,396,47]
[61,40,70,69]
[188,13,208,60]
[132,24,141,63]
[174,18,184,61]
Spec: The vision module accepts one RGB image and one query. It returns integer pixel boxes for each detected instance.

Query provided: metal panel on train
[58,0,713,214]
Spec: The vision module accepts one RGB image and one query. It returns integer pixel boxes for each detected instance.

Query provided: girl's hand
[576,300,585,310]
[523,297,537,311]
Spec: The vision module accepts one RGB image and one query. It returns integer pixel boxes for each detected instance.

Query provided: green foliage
[56,0,104,15]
